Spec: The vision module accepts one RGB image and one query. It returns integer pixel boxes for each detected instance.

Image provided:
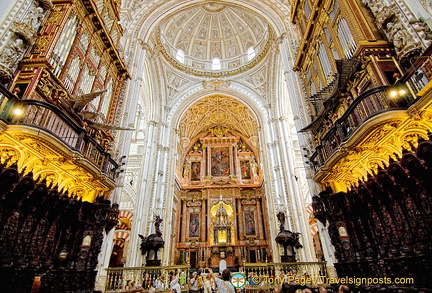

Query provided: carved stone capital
[12,22,36,44]
[0,64,13,81]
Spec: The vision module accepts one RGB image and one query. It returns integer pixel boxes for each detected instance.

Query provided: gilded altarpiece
[175,127,271,269]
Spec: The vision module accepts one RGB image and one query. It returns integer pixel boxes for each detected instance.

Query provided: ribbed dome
[159,2,269,72]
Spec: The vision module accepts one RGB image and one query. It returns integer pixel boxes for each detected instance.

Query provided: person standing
[143,273,151,290]
[170,269,182,293]
[190,272,200,293]
[197,273,204,293]
[204,274,213,293]
[208,268,235,293]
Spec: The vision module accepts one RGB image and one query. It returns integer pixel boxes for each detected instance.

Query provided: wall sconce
[11,101,24,121]
[12,107,23,116]
[389,88,407,98]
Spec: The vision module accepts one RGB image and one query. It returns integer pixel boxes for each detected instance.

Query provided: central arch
[113,0,316,271]
[170,94,273,268]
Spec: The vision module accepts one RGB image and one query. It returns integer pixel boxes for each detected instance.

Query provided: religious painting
[191,161,201,181]
[244,212,256,236]
[240,160,251,179]
[211,147,230,176]
[189,213,200,237]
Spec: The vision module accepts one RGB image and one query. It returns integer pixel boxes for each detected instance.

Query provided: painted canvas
[240,160,251,179]
[191,161,201,181]
[211,147,230,176]
[189,213,200,237]
[244,212,256,235]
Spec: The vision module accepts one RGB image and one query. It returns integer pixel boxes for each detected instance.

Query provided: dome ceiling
[159,2,270,73]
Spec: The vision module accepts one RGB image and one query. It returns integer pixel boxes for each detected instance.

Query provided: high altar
[175,125,271,269]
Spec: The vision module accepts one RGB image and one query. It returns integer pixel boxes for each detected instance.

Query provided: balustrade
[105,266,191,293]
[243,262,327,290]
[20,103,80,148]
[0,84,118,181]
[311,86,415,169]
[105,262,327,292]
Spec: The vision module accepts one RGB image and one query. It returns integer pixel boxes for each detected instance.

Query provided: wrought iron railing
[309,86,415,170]
[0,84,119,181]
[16,101,82,147]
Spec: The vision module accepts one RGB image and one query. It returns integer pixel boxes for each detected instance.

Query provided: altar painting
[240,160,251,179]
[244,212,256,235]
[189,213,200,237]
[211,147,230,176]
[191,162,201,181]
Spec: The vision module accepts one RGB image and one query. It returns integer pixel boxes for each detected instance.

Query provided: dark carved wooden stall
[313,135,432,291]
[0,162,118,292]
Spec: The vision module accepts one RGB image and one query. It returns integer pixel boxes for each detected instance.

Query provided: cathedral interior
[0,0,432,292]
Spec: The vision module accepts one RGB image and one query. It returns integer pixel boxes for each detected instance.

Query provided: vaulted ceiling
[178,94,260,153]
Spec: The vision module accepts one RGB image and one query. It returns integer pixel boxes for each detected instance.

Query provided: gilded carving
[241,199,256,205]
[178,95,258,150]
[187,200,202,207]
[0,148,20,166]
[208,126,230,138]
[45,10,63,25]
[33,35,51,53]
[38,77,54,98]
[202,79,231,89]
[316,116,417,190]
[0,129,114,202]
[367,128,391,144]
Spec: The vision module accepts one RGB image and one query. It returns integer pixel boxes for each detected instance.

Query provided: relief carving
[0,38,25,81]
[362,0,422,59]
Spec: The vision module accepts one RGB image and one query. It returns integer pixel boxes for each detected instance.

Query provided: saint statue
[24,5,45,31]
[250,157,258,177]
[0,39,25,68]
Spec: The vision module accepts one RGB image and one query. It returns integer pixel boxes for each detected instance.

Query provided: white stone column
[127,120,160,267]
[276,116,315,262]
[259,116,287,263]
[94,229,116,291]
[317,221,338,278]
[277,31,339,266]
[96,40,149,290]
[270,33,319,262]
